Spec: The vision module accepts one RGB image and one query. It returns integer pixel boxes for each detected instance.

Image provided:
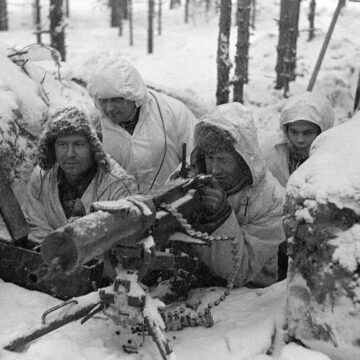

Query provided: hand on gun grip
[199,178,229,218]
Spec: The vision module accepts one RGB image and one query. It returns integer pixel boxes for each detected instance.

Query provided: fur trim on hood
[195,122,236,155]
[280,92,334,133]
[86,57,150,108]
[193,103,265,186]
[37,107,110,172]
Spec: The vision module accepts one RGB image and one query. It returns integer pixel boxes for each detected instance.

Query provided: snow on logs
[283,114,360,360]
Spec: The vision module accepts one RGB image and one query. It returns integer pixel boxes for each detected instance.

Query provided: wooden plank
[0,169,29,243]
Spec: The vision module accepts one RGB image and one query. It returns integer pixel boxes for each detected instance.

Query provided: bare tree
[120,0,128,19]
[275,0,301,96]
[111,0,121,27]
[34,0,42,43]
[65,0,69,17]
[0,0,8,31]
[308,0,316,41]
[158,0,162,35]
[118,5,123,36]
[205,0,210,22]
[128,0,133,45]
[233,0,250,103]
[354,70,360,114]
[50,0,66,61]
[169,0,180,10]
[216,0,232,105]
[250,0,256,30]
[184,0,189,23]
[148,0,154,53]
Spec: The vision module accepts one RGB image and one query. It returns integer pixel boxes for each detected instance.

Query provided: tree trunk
[250,0,256,30]
[216,0,232,105]
[120,0,128,19]
[275,0,288,90]
[118,5,123,36]
[205,0,210,23]
[148,0,154,53]
[158,0,162,35]
[233,0,250,103]
[308,0,316,41]
[353,70,360,114]
[275,0,300,96]
[128,0,133,45]
[0,0,8,31]
[50,0,66,61]
[35,0,42,43]
[65,0,69,17]
[111,0,121,27]
[184,0,189,24]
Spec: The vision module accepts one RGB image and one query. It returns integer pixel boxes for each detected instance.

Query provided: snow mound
[287,114,360,214]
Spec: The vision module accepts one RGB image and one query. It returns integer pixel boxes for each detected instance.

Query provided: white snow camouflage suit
[261,92,334,188]
[191,103,285,287]
[24,108,138,243]
[87,57,198,192]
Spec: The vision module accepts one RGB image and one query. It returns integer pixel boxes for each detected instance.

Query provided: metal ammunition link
[159,202,233,244]
[159,202,241,331]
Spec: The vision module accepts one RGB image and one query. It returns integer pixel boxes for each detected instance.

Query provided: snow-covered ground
[1,0,360,359]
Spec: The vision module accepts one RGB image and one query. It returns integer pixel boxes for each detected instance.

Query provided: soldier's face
[98,97,137,125]
[54,134,94,182]
[286,120,320,151]
[204,151,243,191]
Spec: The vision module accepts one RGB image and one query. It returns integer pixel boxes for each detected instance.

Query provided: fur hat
[37,107,110,172]
[194,121,236,155]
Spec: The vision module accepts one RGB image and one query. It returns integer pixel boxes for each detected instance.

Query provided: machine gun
[4,174,235,360]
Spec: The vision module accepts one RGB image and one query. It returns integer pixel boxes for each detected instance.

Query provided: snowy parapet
[284,114,360,360]
[287,115,360,215]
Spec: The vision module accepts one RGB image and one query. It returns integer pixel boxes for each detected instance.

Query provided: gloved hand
[199,178,230,219]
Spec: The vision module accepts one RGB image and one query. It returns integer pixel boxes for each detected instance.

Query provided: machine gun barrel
[40,195,156,274]
[34,175,211,279]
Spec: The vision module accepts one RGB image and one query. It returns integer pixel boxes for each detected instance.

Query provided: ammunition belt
[159,202,241,331]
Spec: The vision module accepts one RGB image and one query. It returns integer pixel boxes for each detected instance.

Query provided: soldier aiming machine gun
[4,174,238,360]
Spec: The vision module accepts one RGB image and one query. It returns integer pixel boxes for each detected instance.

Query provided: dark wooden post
[50,0,66,61]
[233,0,251,103]
[216,0,232,105]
